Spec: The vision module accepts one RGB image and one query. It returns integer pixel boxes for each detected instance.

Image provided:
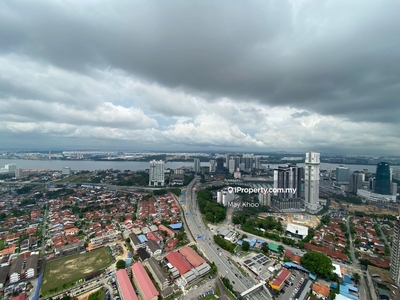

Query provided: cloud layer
[1,0,399,154]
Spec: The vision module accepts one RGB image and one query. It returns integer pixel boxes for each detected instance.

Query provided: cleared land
[57,172,94,183]
[41,247,113,295]
[258,212,320,228]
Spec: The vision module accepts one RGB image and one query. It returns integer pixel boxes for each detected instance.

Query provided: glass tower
[374,162,391,195]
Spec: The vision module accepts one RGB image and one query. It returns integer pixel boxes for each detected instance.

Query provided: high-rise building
[149,160,165,187]
[375,162,391,195]
[392,183,398,196]
[391,216,400,286]
[239,163,245,171]
[304,151,320,213]
[216,157,224,172]
[228,159,235,174]
[225,154,231,168]
[349,172,363,194]
[336,166,349,183]
[242,154,253,171]
[194,158,201,173]
[273,164,303,199]
[209,160,216,173]
[234,155,241,170]
[254,156,261,169]
[259,192,271,207]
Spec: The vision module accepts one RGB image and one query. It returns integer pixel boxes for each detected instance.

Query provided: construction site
[258,212,320,228]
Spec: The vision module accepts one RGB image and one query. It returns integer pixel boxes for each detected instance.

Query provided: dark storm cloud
[3,0,399,124]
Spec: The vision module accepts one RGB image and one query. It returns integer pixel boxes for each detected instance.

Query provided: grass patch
[41,247,113,295]
[201,295,217,300]
[57,173,94,183]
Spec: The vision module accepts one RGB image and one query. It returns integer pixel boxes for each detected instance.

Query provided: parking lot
[277,269,308,300]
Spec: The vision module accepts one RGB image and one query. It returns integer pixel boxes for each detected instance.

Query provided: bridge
[240,282,267,298]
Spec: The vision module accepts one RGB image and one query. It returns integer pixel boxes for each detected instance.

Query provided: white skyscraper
[149,160,165,186]
[194,158,201,173]
[209,160,216,173]
[254,156,261,169]
[228,159,235,174]
[304,151,320,213]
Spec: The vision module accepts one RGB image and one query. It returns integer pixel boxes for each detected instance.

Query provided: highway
[184,176,270,300]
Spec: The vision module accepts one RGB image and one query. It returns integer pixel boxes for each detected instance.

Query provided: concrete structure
[131,262,159,300]
[209,160,216,173]
[129,232,146,252]
[146,257,170,290]
[286,223,308,239]
[147,240,162,256]
[90,230,118,247]
[349,171,364,194]
[9,257,23,284]
[375,162,391,195]
[357,189,396,203]
[25,254,38,279]
[194,158,200,173]
[304,151,320,213]
[273,164,303,198]
[116,269,139,300]
[217,189,235,206]
[149,160,165,187]
[0,163,17,173]
[254,156,261,169]
[392,182,398,196]
[390,216,400,286]
[258,192,271,207]
[336,166,349,183]
[62,167,71,175]
[228,158,235,174]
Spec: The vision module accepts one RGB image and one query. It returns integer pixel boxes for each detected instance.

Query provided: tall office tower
[209,160,216,173]
[234,155,241,170]
[259,192,271,207]
[349,171,363,194]
[242,154,253,171]
[392,183,398,196]
[216,157,224,172]
[225,153,231,167]
[336,166,349,183]
[304,151,320,213]
[254,156,261,169]
[239,163,245,171]
[369,177,376,190]
[375,162,391,195]
[228,158,235,174]
[193,158,201,173]
[273,164,303,199]
[149,160,165,187]
[391,216,400,286]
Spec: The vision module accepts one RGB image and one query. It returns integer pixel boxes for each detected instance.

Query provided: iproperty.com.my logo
[227,186,297,195]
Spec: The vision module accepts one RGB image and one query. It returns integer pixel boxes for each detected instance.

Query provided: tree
[116,260,126,270]
[301,251,335,279]
[242,241,250,251]
[353,273,361,285]
[278,245,285,254]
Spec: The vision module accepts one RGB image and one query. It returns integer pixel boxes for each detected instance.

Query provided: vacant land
[41,247,113,295]
[57,172,94,183]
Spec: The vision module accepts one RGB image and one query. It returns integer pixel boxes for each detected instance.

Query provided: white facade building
[304,151,320,213]
[228,159,235,174]
[149,160,165,186]
[209,160,216,173]
[217,189,235,206]
[258,192,271,207]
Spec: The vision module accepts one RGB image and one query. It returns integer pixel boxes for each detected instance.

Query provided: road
[41,207,49,255]
[346,216,370,300]
[184,176,270,300]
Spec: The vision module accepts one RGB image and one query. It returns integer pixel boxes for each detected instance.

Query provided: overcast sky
[1,0,399,154]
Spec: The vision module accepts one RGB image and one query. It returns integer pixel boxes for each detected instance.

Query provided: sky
[1,0,399,154]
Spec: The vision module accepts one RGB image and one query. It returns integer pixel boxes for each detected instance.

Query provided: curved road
[184,177,270,300]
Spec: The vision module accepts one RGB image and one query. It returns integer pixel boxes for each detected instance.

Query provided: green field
[41,247,114,295]
[57,172,94,183]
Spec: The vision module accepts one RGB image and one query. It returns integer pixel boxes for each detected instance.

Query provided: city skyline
[1,1,400,155]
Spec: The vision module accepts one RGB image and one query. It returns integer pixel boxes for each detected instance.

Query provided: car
[232,281,235,284]
[235,274,238,277]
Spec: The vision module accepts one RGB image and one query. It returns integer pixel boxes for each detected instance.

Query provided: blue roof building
[138,235,148,243]
[169,223,183,230]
